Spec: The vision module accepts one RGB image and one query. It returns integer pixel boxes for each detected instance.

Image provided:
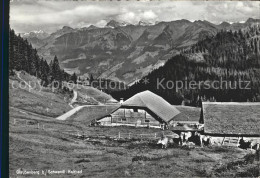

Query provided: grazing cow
[252,143,260,150]
[173,131,212,147]
[248,140,260,150]
[187,132,202,146]
[179,132,192,146]
[187,132,211,147]
[157,137,169,149]
[239,137,252,149]
[200,135,212,146]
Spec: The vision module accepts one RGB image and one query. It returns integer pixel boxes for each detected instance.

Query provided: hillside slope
[23,18,259,83]
[9,71,72,117]
[111,25,260,105]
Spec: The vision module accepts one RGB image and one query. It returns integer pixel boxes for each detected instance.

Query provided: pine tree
[89,74,94,84]
[71,72,77,84]
[9,29,73,88]
[50,56,61,82]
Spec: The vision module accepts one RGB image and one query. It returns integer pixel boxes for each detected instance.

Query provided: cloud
[95,20,108,28]
[10,1,260,33]
[118,11,137,23]
[204,1,259,23]
[11,4,118,25]
[117,10,157,24]
[141,10,158,21]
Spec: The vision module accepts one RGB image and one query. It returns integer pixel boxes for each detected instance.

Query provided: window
[122,117,127,121]
[133,108,138,112]
[145,119,150,123]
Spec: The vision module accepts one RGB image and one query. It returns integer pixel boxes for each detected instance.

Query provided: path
[56,105,86,121]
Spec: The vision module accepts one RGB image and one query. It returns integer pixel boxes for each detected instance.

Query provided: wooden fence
[11,118,165,140]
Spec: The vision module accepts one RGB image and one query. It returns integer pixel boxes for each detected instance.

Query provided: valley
[22,18,260,84]
[8,2,260,177]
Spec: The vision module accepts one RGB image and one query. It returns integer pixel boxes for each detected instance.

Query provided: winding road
[56,105,86,120]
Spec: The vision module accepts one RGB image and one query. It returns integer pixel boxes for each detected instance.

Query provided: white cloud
[118,11,137,23]
[118,10,157,24]
[10,1,260,33]
[95,20,108,28]
[141,10,157,21]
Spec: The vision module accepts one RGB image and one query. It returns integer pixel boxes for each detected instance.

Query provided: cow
[172,131,195,146]
[172,131,212,147]
[186,132,211,147]
[179,131,192,146]
[200,135,212,146]
[157,136,169,149]
[239,137,252,149]
[187,132,202,146]
[240,138,260,150]
[252,143,260,150]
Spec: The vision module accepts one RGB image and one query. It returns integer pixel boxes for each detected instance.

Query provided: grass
[10,74,72,117]
[10,110,258,178]
[11,109,256,177]
[213,150,260,177]
[76,85,116,104]
[9,72,260,177]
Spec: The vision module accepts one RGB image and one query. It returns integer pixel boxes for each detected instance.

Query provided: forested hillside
[9,29,77,87]
[111,25,260,106]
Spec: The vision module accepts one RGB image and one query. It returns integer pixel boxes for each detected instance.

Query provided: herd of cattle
[75,129,259,150]
[157,131,260,150]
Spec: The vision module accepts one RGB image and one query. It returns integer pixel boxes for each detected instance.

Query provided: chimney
[120,98,124,104]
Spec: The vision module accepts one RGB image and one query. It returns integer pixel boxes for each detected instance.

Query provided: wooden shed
[201,102,260,145]
[96,90,180,128]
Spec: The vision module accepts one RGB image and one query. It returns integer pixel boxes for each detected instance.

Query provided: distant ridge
[22,18,260,83]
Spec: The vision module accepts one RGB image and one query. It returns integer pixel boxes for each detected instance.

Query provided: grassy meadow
[9,72,260,178]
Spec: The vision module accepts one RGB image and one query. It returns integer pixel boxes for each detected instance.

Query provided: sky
[10,0,260,33]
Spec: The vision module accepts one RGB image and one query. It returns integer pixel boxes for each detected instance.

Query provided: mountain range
[21,18,260,84]
[111,24,260,105]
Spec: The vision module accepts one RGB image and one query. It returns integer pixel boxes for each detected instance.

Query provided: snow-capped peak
[106,20,131,28]
[138,21,154,26]
[21,30,49,39]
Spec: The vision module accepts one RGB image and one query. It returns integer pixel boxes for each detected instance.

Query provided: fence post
[155,133,157,138]
[129,133,131,139]
[221,137,225,145]
[37,123,40,129]
[237,136,240,147]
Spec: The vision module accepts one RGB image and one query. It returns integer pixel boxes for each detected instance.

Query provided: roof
[173,106,201,122]
[67,105,120,123]
[202,102,260,135]
[122,90,180,122]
